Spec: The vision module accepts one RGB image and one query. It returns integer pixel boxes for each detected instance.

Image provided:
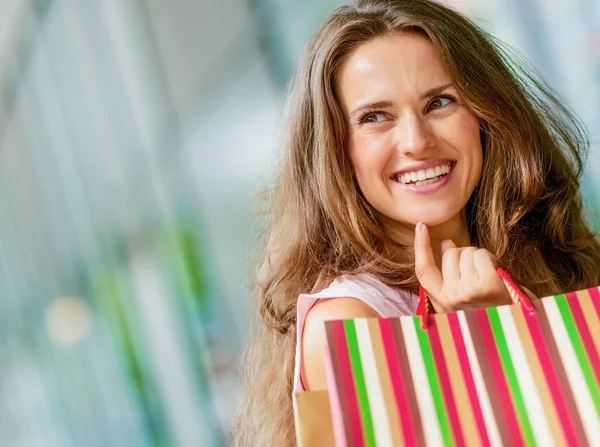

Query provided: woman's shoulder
[298,272,419,318]
[295,273,419,391]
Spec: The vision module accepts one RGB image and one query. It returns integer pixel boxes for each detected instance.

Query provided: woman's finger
[472,249,512,305]
[459,247,479,283]
[472,248,497,280]
[413,222,443,299]
[441,241,461,285]
[441,238,456,255]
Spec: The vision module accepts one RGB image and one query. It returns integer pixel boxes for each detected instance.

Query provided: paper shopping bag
[324,280,600,446]
[293,389,335,446]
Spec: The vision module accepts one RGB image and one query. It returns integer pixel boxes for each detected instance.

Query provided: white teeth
[415,177,439,186]
[396,163,452,184]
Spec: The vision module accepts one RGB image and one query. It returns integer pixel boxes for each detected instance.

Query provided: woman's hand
[413,222,513,312]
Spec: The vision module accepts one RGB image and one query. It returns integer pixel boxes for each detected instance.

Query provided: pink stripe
[325,343,348,447]
[379,318,415,446]
[427,316,465,446]
[474,309,525,447]
[588,287,600,320]
[565,291,600,385]
[447,313,491,447]
[521,305,583,446]
[331,320,365,446]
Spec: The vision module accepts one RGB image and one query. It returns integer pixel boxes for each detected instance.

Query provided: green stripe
[487,307,536,447]
[344,319,376,447]
[555,294,600,417]
[413,318,454,447]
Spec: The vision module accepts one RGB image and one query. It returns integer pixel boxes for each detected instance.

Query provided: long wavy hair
[233,0,600,445]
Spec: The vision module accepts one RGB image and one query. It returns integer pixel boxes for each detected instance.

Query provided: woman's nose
[395,113,436,156]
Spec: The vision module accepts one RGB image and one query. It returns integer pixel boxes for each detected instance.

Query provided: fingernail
[416,222,423,233]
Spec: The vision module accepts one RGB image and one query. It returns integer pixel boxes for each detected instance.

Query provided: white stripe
[457,312,503,447]
[497,306,555,446]
[400,317,444,447]
[543,297,600,443]
[354,318,394,447]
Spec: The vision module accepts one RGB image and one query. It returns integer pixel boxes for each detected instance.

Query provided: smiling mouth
[393,161,455,186]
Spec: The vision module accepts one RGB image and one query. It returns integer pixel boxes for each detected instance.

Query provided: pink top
[293,273,419,392]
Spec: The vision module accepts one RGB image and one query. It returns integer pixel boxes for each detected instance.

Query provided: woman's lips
[390,159,455,179]
[392,162,455,193]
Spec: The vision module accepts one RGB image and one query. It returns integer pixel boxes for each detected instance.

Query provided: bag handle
[417,267,535,329]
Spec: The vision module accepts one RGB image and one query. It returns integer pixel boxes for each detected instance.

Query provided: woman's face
[337,32,483,233]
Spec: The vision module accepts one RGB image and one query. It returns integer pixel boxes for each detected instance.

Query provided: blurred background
[0,0,598,446]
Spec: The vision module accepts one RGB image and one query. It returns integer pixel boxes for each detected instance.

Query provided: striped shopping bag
[323,274,600,446]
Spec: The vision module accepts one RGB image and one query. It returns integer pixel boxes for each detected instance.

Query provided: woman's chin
[380,214,450,229]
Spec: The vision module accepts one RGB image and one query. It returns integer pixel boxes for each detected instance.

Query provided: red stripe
[474,309,525,446]
[565,291,600,387]
[427,316,465,446]
[331,320,365,446]
[392,319,426,446]
[465,312,510,440]
[521,303,584,445]
[588,287,600,320]
[447,313,491,447]
[325,325,351,446]
[379,318,416,447]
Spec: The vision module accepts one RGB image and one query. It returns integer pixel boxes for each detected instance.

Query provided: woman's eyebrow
[420,82,454,100]
[348,83,455,118]
[349,100,393,118]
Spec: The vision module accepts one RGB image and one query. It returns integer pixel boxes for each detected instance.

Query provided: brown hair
[233,0,600,445]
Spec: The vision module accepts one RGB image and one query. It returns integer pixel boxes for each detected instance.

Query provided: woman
[233,0,600,445]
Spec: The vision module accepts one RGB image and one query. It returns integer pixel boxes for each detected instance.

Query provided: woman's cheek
[349,132,392,177]
[451,109,481,146]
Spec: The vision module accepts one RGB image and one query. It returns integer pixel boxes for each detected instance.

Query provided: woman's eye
[361,112,387,124]
[427,96,453,112]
